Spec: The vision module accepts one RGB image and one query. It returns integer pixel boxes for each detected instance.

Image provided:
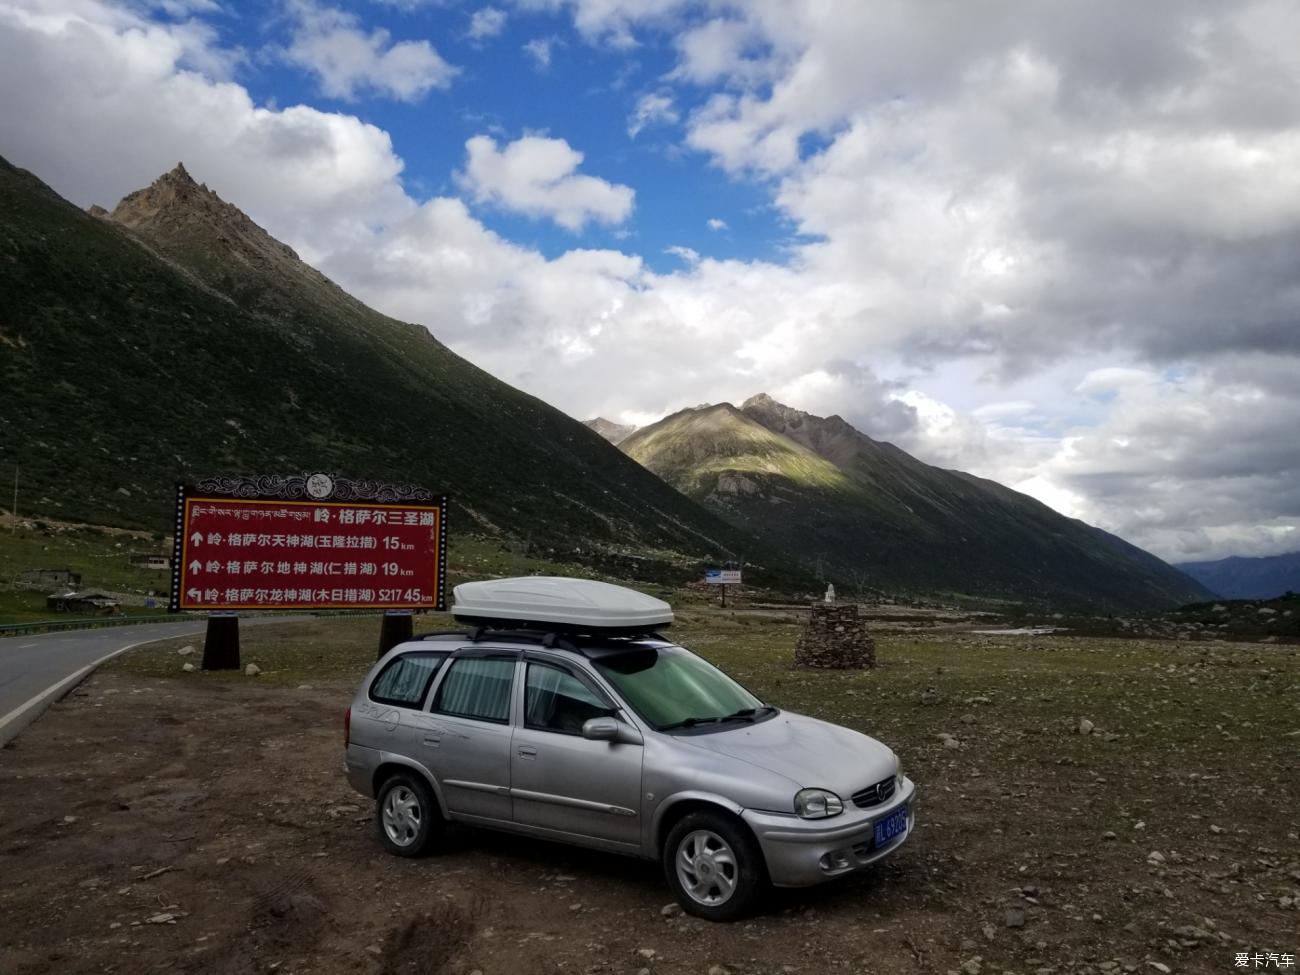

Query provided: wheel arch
[372,756,448,819]
[652,791,752,854]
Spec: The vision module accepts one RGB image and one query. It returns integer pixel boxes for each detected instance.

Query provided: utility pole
[9,464,16,536]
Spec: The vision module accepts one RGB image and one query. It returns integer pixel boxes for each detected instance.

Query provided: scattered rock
[1209,825,1223,835]
[636,948,656,960]
[1147,964,1170,974]
[659,903,682,918]
[182,662,195,673]
[146,913,179,924]
[961,958,983,975]
[981,923,996,942]
[244,664,261,677]
[961,713,977,725]
[1103,831,1117,841]
[1147,851,1165,864]
[177,646,194,656]
[1077,718,1095,735]
[708,967,729,975]
[365,945,382,956]
[1005,909,1025,928]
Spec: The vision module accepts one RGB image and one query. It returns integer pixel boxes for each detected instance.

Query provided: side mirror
[581,716,643,745]
[581,717,619,741]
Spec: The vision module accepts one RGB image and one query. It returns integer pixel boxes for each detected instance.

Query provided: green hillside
[0,158,791,586]
[620,396,1213,611]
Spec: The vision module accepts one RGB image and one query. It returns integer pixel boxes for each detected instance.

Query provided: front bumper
[742,776,916,887]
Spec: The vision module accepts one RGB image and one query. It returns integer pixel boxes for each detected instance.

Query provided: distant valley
[1175,551,1300,599]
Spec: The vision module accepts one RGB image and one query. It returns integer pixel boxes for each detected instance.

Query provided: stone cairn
[794,602,876,669]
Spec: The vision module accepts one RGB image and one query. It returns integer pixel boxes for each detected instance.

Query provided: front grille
[851,775,896,809]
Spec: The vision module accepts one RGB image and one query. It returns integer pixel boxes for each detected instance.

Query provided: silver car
[344,629,915,920]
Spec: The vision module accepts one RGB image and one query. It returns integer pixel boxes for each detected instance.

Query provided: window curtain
[438,658,513,720]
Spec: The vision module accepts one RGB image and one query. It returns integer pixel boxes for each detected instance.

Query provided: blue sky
[3,0,1300,561]
[191,1,791,271]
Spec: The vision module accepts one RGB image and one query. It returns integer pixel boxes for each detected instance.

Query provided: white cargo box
[452,576,672,632]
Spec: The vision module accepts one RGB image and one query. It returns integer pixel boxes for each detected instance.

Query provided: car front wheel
[376,772,442,857]
[663,809,766,921]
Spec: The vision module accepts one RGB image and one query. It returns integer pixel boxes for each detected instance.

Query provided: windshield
[593,645,765,731]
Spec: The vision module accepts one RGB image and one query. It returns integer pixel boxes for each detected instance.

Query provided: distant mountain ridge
[618,395,1211,611]
[0,157,790,585]
[583,417,637,445]
[1175,551,1300,599]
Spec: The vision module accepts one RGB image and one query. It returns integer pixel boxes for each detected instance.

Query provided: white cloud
[467,6,506,41]
[664,244,698,264]
[457,134,634,230]
[626,92,677,137]
[284,2,457,102]
[521,36,553,70]
[8,0,1300,563]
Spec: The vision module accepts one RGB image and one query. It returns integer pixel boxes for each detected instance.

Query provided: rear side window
[433,657,515,723]
[369,652,447,707]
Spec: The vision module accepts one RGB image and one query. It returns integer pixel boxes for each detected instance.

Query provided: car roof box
[451,576,673,634]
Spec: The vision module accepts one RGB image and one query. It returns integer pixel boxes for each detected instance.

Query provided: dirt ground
[1,618,1297,975]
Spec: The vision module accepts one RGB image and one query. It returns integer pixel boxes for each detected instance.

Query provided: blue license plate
[873,805,908,847]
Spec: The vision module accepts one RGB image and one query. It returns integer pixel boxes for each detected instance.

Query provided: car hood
[677,709,896,801]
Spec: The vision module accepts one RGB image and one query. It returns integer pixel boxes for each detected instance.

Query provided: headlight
[794,788,844,819]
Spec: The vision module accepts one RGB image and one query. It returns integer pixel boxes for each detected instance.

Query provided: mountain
[0,157,789,585]
[1175,552,1300,600]
[619,394,1212,610]
[583,417,637,445]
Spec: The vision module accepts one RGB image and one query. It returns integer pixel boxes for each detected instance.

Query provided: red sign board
[170,493,447,612]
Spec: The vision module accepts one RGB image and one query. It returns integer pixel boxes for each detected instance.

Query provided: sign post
[170,474,447,670]
[704,567,742,607]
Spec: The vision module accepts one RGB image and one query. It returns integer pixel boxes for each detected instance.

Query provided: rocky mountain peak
[584,417,638,445]
[108,163,299,264]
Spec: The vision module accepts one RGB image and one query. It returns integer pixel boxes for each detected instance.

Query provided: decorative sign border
[169,474,447,613]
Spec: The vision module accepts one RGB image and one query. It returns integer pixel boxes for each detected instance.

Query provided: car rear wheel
[376,772,442,857]
[663,810,766,921]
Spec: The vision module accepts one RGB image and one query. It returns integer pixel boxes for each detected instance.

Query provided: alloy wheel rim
[675,829,738,905]
[382,786,422,846]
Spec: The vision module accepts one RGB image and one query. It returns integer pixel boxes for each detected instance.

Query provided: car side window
[432,656,515,724]
[525,661,618,735]
[369,652,447,708]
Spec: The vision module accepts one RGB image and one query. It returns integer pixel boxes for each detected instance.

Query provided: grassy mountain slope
[1175,551,1300,600]
[0,158,787,584]
[621,396,1212,610]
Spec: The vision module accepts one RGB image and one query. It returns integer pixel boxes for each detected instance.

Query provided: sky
[2,0,1299,564]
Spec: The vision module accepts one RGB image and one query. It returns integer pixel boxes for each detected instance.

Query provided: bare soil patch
[1,616,1296,975]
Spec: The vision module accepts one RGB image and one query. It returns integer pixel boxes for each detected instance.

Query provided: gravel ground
[1,617,1296,975]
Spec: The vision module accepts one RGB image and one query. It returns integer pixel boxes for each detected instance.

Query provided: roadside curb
[0,630,205,747]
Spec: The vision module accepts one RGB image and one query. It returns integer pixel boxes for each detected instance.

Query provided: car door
[420,649,518,824]
[509,656,644,849]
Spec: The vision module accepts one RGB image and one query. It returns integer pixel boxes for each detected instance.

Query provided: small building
[129,554,171,570]
[46,591,120,614]
[19,568,82,589]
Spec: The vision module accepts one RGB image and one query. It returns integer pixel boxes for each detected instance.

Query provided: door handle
[517,745,538,759]
[423,736,441,746]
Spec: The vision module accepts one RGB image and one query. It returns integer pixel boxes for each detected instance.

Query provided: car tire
[376,772,443,858]
[662,809,767,921]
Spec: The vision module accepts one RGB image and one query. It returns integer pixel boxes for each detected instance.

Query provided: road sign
[169,476,447,612]
[704,568,742,585]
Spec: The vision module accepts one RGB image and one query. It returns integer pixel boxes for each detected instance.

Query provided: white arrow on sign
[190,532,203,545]
[189,560,202,573]
[186,588,201,602]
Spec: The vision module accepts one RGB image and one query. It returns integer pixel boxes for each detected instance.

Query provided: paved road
[0,617,302,745]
